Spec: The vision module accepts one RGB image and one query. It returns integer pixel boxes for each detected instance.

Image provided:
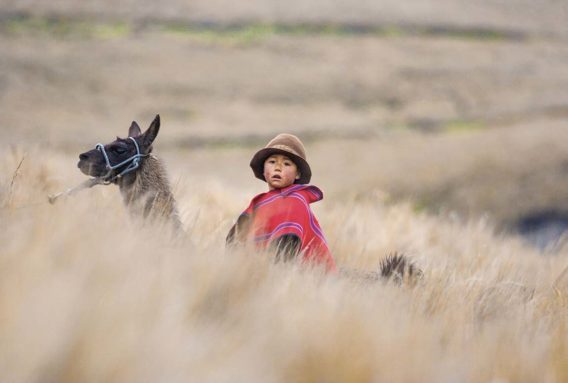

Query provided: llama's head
[78,114,160,181]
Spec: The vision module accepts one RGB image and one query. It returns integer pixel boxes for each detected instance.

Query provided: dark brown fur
[340,252,423,285]
[379,252,423,285]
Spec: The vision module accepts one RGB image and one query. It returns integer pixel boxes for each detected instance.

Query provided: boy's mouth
[271,175,282,180]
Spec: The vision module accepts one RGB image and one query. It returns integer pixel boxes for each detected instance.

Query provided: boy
[226,134,337,272]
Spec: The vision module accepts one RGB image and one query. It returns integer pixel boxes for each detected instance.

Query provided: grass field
[1,2,568,382]
[1,148,567,382]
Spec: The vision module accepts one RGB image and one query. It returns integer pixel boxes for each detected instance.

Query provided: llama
[77,115,182,231]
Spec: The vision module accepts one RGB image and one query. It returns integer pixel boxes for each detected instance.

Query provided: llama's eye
[113,147,126,154]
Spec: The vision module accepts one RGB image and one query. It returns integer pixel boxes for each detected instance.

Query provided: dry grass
[1,3,567,381]
[1,148,567,383]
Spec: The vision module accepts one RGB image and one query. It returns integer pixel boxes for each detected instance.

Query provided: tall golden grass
[1,148,567,383]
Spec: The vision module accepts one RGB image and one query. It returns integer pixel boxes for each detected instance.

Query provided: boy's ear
[141,114,160,147]
[295,172,301,180]
[128,121,142,137]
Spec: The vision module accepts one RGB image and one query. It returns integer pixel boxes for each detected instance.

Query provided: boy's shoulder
[244,184,323,214]
[293,184,323,201]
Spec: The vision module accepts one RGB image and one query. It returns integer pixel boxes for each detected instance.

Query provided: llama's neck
[116,155,182,229]
[117,155,167,202]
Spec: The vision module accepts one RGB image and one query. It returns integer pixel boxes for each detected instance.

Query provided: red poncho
[236,184,336,272]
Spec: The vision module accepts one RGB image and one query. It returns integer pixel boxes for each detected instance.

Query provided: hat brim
[250,148,311,184]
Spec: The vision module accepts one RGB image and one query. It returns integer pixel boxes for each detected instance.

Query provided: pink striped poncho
[232,184,336,272]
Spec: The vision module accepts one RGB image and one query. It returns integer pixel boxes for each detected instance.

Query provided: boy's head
[250,133,311,187]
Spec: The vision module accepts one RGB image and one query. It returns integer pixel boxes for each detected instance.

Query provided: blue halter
[95,137,147,183]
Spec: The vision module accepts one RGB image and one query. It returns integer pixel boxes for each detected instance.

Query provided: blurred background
[1,0,567,249]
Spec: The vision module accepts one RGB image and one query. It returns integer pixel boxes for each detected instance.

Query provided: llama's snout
[77,150,104,176]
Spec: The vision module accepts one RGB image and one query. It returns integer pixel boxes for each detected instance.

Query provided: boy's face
[264,154,300,190]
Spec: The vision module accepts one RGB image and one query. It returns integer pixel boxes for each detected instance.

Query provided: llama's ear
[128,121,142,137]
[142,114,160,147]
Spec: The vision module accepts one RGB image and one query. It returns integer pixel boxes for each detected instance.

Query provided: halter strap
[95,137,147,183]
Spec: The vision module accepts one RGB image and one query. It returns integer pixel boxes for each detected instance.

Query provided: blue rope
[95,137,147,183]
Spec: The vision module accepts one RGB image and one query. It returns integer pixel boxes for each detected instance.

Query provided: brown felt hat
[250,133,311,184]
